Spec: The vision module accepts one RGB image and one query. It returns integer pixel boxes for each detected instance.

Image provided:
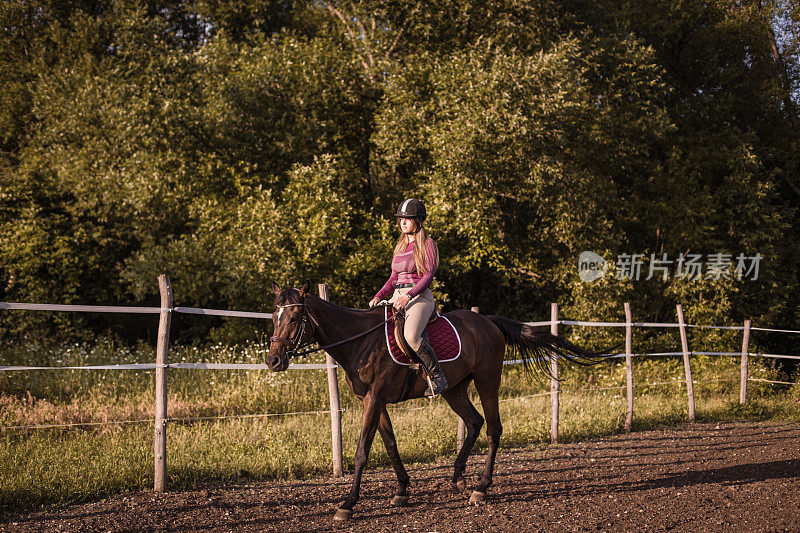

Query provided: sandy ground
[2,421,800,532]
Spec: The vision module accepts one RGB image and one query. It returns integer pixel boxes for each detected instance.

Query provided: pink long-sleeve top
[374,238,438,301]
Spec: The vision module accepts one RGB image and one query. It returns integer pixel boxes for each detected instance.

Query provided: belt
[397,283,414,288]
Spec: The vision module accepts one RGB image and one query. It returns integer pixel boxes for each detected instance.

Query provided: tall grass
[1,338,799,511]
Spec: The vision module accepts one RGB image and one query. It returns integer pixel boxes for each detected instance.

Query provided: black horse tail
[486,315,613,378]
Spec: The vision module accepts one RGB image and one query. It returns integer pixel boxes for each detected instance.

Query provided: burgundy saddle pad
[383,306,462,366]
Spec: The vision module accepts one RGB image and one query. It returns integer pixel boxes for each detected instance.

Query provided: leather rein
[270,296,393,359]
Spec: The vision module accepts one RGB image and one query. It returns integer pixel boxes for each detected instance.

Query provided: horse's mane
[315,296,381,314]
[276,288,382,315]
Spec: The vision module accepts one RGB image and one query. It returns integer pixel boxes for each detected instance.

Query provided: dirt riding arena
[2,421,800,532]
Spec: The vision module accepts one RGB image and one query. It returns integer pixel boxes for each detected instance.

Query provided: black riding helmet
[394,198,427,222]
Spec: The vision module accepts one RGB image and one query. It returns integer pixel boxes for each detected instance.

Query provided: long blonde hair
[393,219,439,276]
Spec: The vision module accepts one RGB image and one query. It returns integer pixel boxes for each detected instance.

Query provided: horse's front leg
[335,394,384,521]
[377,407,410,506]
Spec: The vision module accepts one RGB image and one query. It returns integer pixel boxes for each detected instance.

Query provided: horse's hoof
[469,490,486,504]
[333,508,353,521]
[390,495,409,507]
[455,478,467,493]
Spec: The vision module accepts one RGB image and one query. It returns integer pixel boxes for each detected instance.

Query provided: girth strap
[398,364,419,402]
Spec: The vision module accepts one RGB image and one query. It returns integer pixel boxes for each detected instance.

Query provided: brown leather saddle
[390,306,437,363]
[391,306,434,401]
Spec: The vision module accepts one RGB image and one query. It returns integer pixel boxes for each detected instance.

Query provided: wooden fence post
[740,319,752,405]
[624,302,634,432]
[154,274,172,492]
[676,304,695,422]
[318,284,344,477]
[550,303,559,444]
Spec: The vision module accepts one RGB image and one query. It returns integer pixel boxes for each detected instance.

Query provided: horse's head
[267,280,314,371]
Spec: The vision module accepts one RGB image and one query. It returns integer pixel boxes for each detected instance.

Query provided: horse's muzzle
[266,352,290,372]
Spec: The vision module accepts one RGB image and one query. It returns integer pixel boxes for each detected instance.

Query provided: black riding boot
[415,339,449,397]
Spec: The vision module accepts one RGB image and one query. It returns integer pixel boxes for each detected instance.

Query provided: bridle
[269,295,393,361]
[270,296,320,359]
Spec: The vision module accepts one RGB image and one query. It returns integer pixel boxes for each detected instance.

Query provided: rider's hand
[393,294,411,310]
[368,297,380,308]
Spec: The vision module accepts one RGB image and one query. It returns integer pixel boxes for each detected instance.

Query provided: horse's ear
[272,281,282,296]
[299,280,311,296]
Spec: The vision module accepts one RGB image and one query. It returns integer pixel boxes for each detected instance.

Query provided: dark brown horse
[267,281,608,521]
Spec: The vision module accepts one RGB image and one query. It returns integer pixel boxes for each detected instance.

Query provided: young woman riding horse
[368,198,447,397]
[267,201,608,522]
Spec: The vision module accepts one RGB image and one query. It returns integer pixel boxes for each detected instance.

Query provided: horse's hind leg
[377,407,410,506]
[442,378,484,493]
[471,379,503,502]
